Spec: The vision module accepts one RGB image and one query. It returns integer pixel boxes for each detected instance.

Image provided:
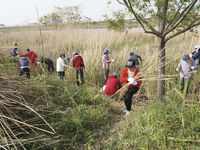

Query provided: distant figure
[120,59,142,115]
[11,48,18,57]
[65,56,71,65]
[14,43,21,55]
[18,57,30,79]
[176,54,197,93]
[190,45,200,65]
[129,52,142,68]
[104,73,122,96]
[41,57,54,72]
[19,48,37,67]
[102,49,112,83]
[72,51,85,86]
[56,53,69,80]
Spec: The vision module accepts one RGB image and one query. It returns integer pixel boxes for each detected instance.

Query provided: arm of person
[80,57,85,68]
[19,52,29,57]
[137,55,142,61]
[102,56,111,63]
[120,68,128,84]
[176,62,181,71]
[118,80,122,89]
[61,59,68,67]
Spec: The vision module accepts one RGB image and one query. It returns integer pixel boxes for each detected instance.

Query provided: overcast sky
[0,0,124,26]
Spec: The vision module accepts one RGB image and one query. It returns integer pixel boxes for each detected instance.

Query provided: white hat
[195,45,200,49]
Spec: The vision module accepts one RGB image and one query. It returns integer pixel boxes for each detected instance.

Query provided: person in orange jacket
[120,59,142,115]
[19,48,37,67]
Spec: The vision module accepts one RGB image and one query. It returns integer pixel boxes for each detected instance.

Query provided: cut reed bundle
[0,75,55,149]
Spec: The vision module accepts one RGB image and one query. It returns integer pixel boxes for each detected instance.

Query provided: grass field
[0,27,200,149]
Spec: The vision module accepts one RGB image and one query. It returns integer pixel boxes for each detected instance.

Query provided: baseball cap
[125,59,136,68]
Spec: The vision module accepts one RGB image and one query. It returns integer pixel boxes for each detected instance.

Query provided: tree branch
[160,0,169,34]
[116,0,126,6]
[165,18,200,42]
[165,1,185,31]
[164,0,198,36]
[122,0,161,37]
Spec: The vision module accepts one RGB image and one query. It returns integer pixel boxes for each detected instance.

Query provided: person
[104,73,122,96]
[14,43,21,55]
[72,51,85,86]
[189,45,200,65]
[41,57,54,72]
[176,54,197,93]
[102,49,112,83]
[11,48,18,57]
[56,53,69,80]
[120,59,142,115]
[19,48,37,67]
[18,57,30,79]
[65,56,71,65]
[129,52,142,68]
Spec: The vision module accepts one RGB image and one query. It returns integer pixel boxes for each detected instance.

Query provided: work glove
[176,68,179,72]
[191,66,195,70]
[17,55,20,57]
[189,53,193,58]
[128,78,136,85]
[111,59,115,62]
[36,62,41,64]
[132,81,138,85]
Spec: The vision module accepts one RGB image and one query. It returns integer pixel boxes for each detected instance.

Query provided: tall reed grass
[0,28,199,97]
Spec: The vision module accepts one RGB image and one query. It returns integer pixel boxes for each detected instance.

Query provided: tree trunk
[157,37,166,97]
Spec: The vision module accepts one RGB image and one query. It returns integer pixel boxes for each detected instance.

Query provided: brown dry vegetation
[0,28,200,149]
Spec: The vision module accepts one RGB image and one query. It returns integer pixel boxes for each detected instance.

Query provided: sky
[0,0,124,26]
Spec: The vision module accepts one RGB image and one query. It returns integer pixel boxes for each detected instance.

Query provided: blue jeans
[58,71,65,80]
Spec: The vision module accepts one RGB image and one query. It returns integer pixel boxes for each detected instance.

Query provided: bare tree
[116,0,200,97]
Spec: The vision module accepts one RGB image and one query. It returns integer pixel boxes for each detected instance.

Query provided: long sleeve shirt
[102,55,110,69]
[120,67,142,90]
[177,59,197,79]
[20,51,37,63]
[56,57,68,72]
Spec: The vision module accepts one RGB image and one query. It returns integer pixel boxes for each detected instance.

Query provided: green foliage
[19,76,112,149]
[127,0,200,34]
[102,98,200,149]
[104,10,133,32]
[40,6,92,25]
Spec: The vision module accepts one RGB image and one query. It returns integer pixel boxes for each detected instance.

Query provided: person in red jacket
[120,59,142,115]
[72,51,85,86]
[19,48,37,67]
[104,73,122,96]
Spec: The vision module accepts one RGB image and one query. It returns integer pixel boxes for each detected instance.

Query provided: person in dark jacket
[11,48,18,57]
[41,57,54,72]
[129,52,142,68]
[18,57,30,79]
[72,51,85,86]
[104,73,122,96]
[190,45,200,65]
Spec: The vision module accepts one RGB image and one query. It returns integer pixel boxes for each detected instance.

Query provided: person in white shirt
[56,53,69,80]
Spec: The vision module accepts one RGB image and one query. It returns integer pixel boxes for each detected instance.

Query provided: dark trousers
[75,68,84,86]
[124,87,139,111]
[47,64,54,72]
[104,68,109,83]
[19,68,30,79]
[181,77,191,93]
[58,71,65,80]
